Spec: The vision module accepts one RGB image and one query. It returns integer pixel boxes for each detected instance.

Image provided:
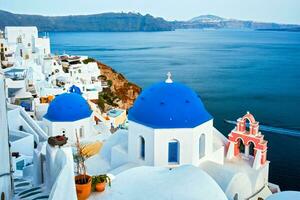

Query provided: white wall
[43,117,93,143]
[128,121,155,166]
[35,37,50,56]
[10,130,34,156]
[0,75,12,199]
[128,119,216,167]
[5,26,38,44]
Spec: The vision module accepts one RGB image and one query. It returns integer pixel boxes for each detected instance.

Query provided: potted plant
[48,134,68,147]
[92,174,111,192]
[74,133,92,200]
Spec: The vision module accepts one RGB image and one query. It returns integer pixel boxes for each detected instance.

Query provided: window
[199,134,205,159]
[139,136,145,160]
[233,193,238,200]
[1,192,5,200]
[16,160,25,170]
[168,140,179,164]
[79,127,84,138]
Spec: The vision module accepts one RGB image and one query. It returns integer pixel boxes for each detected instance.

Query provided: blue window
[168,140,179,163]
[140,136,145,160]
[16,160,25,170]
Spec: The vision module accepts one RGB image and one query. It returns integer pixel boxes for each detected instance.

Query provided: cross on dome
[165,72,173,83]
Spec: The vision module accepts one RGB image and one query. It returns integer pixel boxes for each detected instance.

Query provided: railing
[19,108,48,142]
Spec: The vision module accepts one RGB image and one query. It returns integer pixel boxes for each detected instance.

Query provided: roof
[44,92,92,122]
[128,81,212,129]
[266,191,300,200]
[5,68,26,73]
[93,165,227,200]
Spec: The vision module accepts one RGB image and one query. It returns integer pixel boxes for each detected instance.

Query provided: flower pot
[95,182,106,192]
[75,175,92,200]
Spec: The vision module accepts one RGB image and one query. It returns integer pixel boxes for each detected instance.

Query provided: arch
[79,126,84,138]
[233,193,238,200]
[199,134,205,159]
[241,113,256,124]
[139,136,145,160]
[168,139,179,164]
[248,141,255,156]
[1,192,5,200]
[237,138,245,154]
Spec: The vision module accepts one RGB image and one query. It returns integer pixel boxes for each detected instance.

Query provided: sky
[1,0,300,24]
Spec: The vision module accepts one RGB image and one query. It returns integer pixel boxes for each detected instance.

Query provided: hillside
[96,61,141,111]
[0,10,173,32]
[0,10,299,32]
[173,15,300,31]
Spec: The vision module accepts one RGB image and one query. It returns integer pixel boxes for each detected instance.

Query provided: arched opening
[1,192,5,200]
[199,134,205,159]
[249,141,255,156]
[233,193,238,200]
[237,138,245,154]
[243,118,251,132]
[139,136,145,160]
[168,139,179,164]
[79,126,84,138]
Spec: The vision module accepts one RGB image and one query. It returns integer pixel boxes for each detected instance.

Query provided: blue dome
[44,93,92,122]
[128,81,212,128]
[69,85,82,95]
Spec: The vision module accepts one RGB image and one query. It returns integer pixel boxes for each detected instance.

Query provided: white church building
[43,92,94,143]
[86,74,276,200]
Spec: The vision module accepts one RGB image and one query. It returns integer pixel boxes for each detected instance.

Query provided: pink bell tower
[226,112,268,169]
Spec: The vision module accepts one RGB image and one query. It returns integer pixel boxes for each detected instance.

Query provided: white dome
[266,191,300,200]
[100,165,227,200]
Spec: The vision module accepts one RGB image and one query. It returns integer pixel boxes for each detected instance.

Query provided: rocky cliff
[96,61,141,111]
[0,10,173,32]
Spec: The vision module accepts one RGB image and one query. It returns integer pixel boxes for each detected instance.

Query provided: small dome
[69,85,82,95]
[128,81,212,128]
[44,93,92,122]
[99,165,227,200]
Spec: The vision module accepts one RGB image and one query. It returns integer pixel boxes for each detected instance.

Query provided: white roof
[266,191,300,200]
[90,165,228,200]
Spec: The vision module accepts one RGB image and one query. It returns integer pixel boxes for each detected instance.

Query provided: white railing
[19,107,48,142]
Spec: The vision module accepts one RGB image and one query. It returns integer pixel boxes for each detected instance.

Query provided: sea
[48,29,300,190]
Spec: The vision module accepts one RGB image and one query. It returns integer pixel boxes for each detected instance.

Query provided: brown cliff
[96,61,141,110]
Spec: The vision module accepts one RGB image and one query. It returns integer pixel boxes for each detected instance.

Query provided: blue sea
[49,29,300,190]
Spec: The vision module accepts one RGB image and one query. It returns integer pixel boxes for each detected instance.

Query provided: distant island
[0,10,299,32]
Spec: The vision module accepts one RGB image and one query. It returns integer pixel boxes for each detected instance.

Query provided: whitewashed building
[43,92,93,142]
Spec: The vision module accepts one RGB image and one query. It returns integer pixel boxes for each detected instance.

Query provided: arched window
[233,193,238,200]
[249,141,255,156]
[79,126,84,138]
[139,136,145,160]
[168,140,179,164]
[237,138,245,154]
[199,134,205,159]
[1,192,5,200]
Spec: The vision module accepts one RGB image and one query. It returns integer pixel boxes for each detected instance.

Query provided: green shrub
[82,57,96,64]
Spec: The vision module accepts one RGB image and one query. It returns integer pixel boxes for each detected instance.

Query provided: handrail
[19,108,48,141]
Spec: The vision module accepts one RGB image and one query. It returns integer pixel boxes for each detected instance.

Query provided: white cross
[165,72,173,83]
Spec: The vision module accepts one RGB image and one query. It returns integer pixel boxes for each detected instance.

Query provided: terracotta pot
[95,182,106,192]
[75,175,92,200]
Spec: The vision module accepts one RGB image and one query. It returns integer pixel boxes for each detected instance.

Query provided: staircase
[13,178,49,200]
